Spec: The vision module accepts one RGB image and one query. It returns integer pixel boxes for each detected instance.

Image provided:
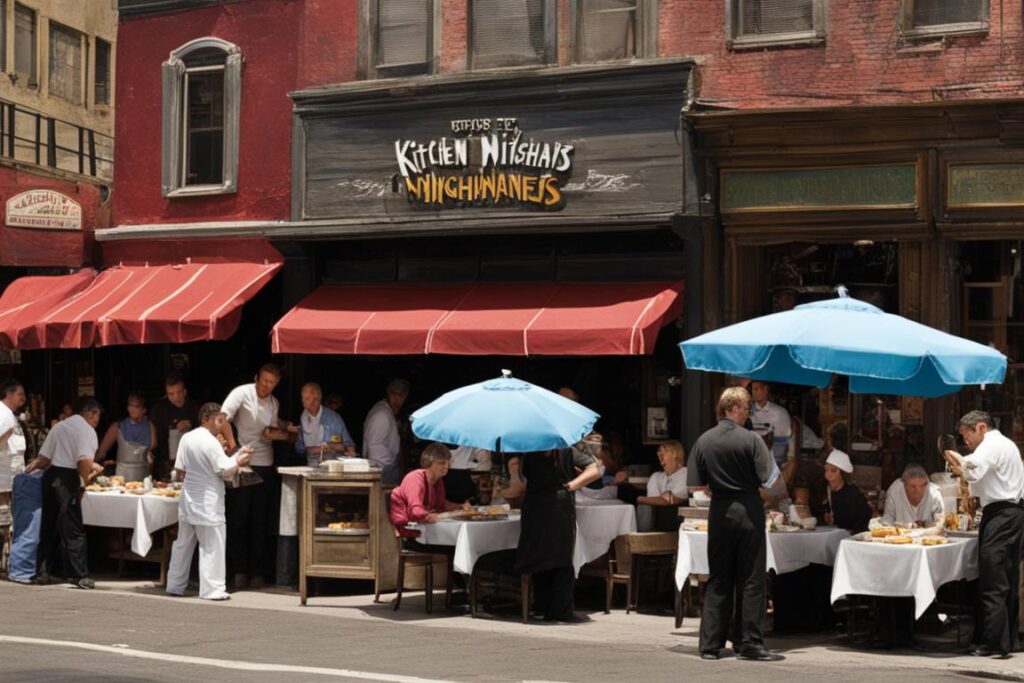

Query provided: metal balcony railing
[0,98,113,181]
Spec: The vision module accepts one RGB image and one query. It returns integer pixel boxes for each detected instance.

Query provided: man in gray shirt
[688,386,781,661]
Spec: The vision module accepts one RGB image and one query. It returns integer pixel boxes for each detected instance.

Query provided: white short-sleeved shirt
[880,479,945,527]
[647,468,688,500]
[963,429,1024,508]
[39,414,98,469]
[221,383,279,467]
[751,401,792,438]
[177,427,240,526]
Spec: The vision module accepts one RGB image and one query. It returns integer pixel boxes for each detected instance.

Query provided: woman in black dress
[516,447,601,622]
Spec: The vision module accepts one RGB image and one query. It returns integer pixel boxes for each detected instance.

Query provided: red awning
[0,261,281,349]
[271,281,684,356]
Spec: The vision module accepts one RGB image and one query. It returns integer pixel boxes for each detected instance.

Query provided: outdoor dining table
[81,490,179,583]
[830,535,979,619]
[414,499,638,576]
[674,526,850,590]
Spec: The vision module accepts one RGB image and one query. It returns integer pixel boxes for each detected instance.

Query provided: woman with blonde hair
[637,440,687,531]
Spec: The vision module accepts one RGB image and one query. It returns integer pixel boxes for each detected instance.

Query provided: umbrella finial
[501,369,512,378]
[835,284,849,298]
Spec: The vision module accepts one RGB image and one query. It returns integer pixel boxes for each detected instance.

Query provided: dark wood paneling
[296,61,692,233]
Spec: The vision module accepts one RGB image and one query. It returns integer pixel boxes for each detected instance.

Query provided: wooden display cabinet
[298,471,398,605]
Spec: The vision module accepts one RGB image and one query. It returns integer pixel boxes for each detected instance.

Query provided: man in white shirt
[219,363,290,590]
[0,379,27,523]
[362,379,409,486]
[871,464,945,532]
[750,381,792,468]
[25,397,103,589]
[945,410,1024,657]
[167,403,253,600]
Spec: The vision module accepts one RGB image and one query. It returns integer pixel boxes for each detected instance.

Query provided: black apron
[516,450,575,574]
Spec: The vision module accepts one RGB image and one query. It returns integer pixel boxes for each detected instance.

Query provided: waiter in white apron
[96,393,156,482]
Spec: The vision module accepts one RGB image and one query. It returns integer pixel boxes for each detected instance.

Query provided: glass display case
[298,471,398,605]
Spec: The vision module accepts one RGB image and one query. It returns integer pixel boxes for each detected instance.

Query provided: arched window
[161,37,241,197]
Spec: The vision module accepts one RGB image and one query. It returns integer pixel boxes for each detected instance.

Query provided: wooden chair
[468,562,531,623]
[612,531,679,614]
[378,529,454,614]
[578,552,614,614]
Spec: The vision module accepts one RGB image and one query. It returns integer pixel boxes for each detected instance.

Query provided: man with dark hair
[166,403,252,600]
[219,364,290,590]
[363,379,410,486]
[688,386,782,661]
[944,410,1024,657]
[25,397,103,588]
[149,372,200,479]
[0,379,26,521]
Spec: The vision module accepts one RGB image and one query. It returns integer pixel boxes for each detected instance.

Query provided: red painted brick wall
[656,0,1024,108]
[113,0,358,227]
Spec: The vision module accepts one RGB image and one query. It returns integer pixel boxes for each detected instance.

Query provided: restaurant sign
[394,118,574,210]
[5,189,82,230]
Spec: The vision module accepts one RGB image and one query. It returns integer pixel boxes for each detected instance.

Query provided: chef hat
[825,449,854,473]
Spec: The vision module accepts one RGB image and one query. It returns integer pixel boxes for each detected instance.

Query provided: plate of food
[316,520,371,535]
[919,536,949,546]
[772,524,803,533]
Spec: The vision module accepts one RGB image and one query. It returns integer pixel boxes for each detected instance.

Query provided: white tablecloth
[830,537,979,619]
[675,527,849,590]
[416,502,637,576]
[278,466,318,536]
[81,491,179,556]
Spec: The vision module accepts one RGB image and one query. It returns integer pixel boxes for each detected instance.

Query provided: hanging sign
[394,117,574,210]
[5,190,83,230]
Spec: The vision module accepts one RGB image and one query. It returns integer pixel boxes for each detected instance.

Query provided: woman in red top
[390,443,468,551]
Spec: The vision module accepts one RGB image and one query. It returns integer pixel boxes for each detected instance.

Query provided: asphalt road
[0,581,1003,683]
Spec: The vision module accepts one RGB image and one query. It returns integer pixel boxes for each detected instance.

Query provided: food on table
[883,535,913,544]
[124,481,145,491]
[109,475,125,487]
[920,536,949,546]
[696,523,709,532]
[326,521,369,530]
[871,527,899,538]
[944,513,959,530]
[149,488,180,498]
[85,484,106,492]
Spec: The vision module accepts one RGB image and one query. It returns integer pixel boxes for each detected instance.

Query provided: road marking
[0,635,456,683]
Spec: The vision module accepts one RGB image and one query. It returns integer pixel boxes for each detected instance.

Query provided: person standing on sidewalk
[944,410,1024,657]
[25,397,103,589]
[687,386,782,661]
[219,363,290,590]
[167,403,252,600]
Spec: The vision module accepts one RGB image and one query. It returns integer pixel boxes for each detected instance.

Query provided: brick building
[2,1,1021,475]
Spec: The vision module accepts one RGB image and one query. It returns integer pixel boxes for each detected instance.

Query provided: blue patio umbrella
[410,371,599,452]
[680,290,1007,398]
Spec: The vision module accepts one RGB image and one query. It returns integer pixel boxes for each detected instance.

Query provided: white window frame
[725,0,827,51]
[899,0,989,39]
[573,0,658,63]
[161,37,241,198]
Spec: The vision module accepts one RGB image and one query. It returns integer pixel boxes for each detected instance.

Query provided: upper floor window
[900,0,988,38]
[726,0,827,50]
[576,0,656,63]
[469,0,555,70]
[161,38,241,197]
[48,22,84,105]
[95,38,111,106]
[369,0,436,78]
[14,3,36,87]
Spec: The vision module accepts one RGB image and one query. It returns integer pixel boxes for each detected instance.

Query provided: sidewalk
[88,577,1024,681]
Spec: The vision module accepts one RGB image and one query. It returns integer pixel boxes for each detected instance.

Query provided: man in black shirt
[688,386,782,661]
[149,373,201,479]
